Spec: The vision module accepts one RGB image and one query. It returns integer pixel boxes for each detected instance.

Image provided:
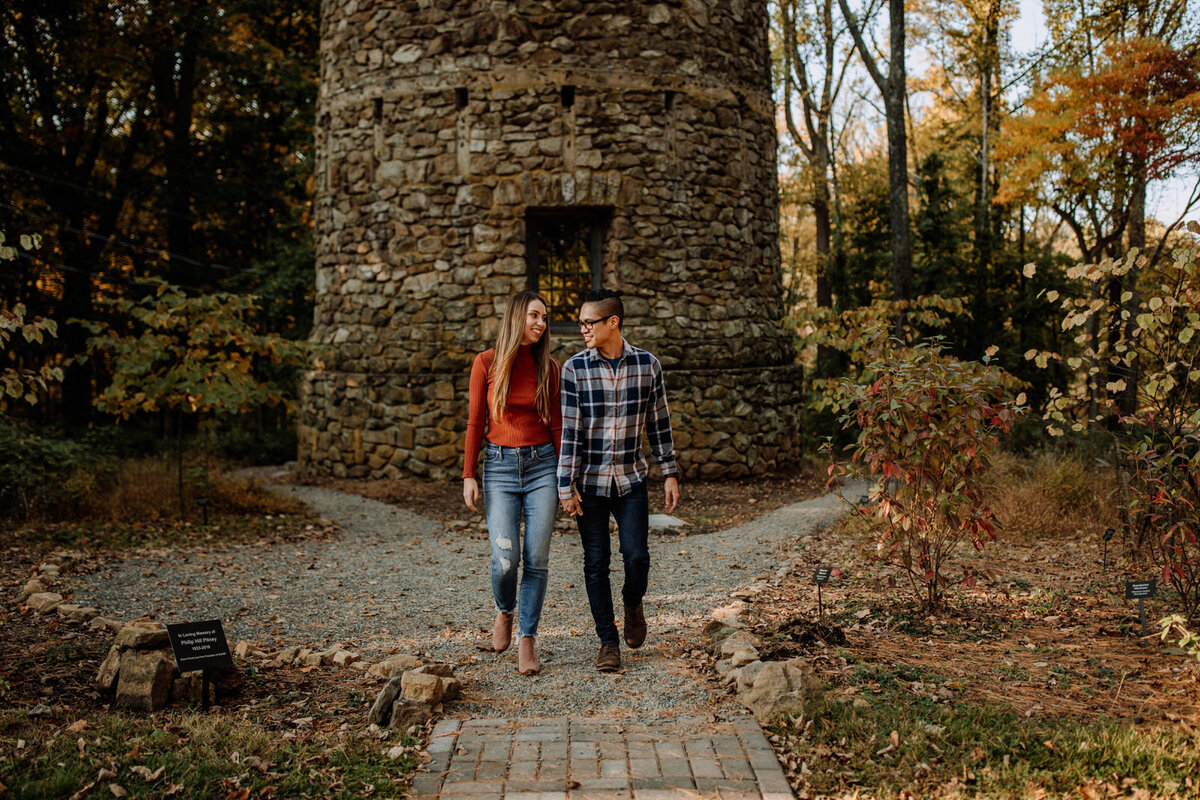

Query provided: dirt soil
[0,519,379,738]
[742,511,1200,727]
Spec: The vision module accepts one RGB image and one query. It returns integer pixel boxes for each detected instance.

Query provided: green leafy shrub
[828,341,1024,610]
[0,231,63,406]
[1159,614,1200,663]
[81,280,308,515]
[1030,230,1200,620]
[203,421,298,466]
[0,422,90,518]
[81,280,305,420]
[792,294,967,415]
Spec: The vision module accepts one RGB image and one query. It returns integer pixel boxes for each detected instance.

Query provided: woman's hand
[560,489,583,517]
[463,478,480,512]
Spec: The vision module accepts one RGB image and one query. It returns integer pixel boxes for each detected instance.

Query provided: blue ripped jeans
[482,442,557,639]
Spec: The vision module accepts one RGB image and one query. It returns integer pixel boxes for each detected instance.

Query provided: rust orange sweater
[463,346,562,479]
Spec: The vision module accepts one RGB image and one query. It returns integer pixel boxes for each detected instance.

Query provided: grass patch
[1,420,304,531]
[0,708,420,799]
[849,662,947,690]
[69,456,305,524]
[3,454,318,551]
[21,508,315,551]
[775,690,1200,798]
[988,451,1118,541]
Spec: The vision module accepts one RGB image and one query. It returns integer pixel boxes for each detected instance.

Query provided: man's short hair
[581,289,624,325]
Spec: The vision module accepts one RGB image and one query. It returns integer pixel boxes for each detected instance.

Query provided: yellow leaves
[1061,310,1091,331]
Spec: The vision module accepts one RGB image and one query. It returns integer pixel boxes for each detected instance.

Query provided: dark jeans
[576,481,650,645]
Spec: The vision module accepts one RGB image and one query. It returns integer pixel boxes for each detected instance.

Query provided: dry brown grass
[208,474,305,516]
[53,455,305,524]
[988,450,1119,541]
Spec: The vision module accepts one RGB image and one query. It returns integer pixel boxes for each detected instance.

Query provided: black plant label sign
[813,567,832,584]
[1125,580,1157,600]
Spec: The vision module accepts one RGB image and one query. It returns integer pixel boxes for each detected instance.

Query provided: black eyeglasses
[578,315,615,332]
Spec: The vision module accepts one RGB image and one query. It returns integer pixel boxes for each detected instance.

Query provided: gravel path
[67,480,860,720]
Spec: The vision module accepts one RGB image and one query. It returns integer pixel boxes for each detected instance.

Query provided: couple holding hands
[461,289,680,677]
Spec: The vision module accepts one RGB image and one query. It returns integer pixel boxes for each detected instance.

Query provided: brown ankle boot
[492,611,514,652]
[624,602,647,648]
[517,636,540,675]
[596,642,621,672]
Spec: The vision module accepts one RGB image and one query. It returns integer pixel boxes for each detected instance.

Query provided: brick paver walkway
[412,715,794,799]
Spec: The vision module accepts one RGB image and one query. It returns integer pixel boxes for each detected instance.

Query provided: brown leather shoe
[596,643,621,672]
[517,636,540,675]
[492,611,514,653]
[623,602,647,648]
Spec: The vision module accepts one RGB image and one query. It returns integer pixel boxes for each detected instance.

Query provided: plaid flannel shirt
[557,340,679,499]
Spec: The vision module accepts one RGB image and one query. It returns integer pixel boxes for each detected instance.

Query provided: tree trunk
[838,0,912,320]
[812,142,838,376]
[151,2,205,287]
[1116,167,1148,417]
[885,0,912,312]
[60,258,94,427]
[177,408,186,519]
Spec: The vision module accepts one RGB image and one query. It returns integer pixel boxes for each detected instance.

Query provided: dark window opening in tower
[455,87,469,109]
[526,208,609,324]
[664,90,676,111]
[560,85,576,109]
[373,97,383,122]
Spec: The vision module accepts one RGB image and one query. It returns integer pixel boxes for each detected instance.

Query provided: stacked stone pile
[17,557,120,632]
[265,642,365,670]
[704,593,823,724]
[93,620,243,712]
[367,654,463,732]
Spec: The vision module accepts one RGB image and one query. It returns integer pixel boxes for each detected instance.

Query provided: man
[558,288,680,672]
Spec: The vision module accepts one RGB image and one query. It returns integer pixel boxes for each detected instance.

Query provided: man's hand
[560,490,582,517]
[463,478,480,512]
[664,476,679,514]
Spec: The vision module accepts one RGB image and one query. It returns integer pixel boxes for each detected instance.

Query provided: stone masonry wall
[302,0,804,481]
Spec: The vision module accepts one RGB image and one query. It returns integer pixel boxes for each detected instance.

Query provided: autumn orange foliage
[997,38,1200,251]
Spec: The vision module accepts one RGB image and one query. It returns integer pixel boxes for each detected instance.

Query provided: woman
[463,291,561,675]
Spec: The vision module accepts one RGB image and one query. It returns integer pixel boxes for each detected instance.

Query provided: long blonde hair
[490,291,555,426]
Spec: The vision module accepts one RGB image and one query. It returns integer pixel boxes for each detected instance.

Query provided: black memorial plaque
[166,620,234,672]
[1125,580,1157,600]
[813,567,833,584]
[1103,528,1116,541]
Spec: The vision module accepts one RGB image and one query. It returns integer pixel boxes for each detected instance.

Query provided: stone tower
[300,0,803,481]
